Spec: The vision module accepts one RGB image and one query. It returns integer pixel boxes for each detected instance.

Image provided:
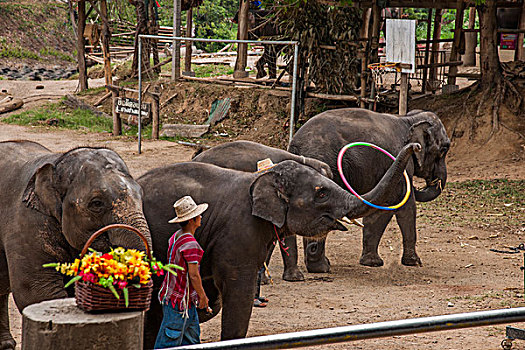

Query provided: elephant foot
[282,267,305,282]
[306,256,330,273]
[256,68,267,79]
[359,253,384,267]
[401,254,422,267]
[0,337,16,350]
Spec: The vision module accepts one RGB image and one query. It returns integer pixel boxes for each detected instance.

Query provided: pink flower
[82,273,96,283]
[117,281,128,289]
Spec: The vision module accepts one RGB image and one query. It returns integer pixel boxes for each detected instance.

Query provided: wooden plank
[234,0,249,78]
[399,73,409,116]
[160,124,209,138]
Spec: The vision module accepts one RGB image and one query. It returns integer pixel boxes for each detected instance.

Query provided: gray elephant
[139,142,420,346]
[192,140,335,282]
[0,140,152,350]
[287,108,450,271]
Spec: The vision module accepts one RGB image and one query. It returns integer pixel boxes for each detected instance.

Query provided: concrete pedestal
[22,298,144,350]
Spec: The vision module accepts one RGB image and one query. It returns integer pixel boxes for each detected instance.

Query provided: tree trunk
[100,0,112,92]
[77,0,88,91]
[234,0,249,78]
[478,0,502,90]
[131,0,151,78]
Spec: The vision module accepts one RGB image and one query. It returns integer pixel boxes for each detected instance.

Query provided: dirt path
[2,123,524,349]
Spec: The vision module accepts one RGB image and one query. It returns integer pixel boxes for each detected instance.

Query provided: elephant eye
[315,187,330,203]
[88,198,106,212]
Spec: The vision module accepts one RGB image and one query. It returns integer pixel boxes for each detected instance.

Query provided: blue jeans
[154,302,201,349]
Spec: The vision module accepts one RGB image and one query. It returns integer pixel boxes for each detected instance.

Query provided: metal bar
[289,43,299,146]
[171,307,525,350]
[138,38,142,154]
[139,34,297,45]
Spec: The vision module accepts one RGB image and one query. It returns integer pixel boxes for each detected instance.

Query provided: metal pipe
[139,34,297,45]
[288,43,299,146]
[138,38,142,154]
[137,34,299,153]
[171,307,525,350]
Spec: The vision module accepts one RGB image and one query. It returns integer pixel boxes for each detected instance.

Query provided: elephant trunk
[299,156,334,179]
[345,143,421,219]
[415,164,447,202]
[107,213,152,252]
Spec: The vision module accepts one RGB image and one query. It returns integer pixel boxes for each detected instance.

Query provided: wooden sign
[115,97,151,117]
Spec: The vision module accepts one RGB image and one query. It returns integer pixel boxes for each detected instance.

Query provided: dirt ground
[1,79,525,350]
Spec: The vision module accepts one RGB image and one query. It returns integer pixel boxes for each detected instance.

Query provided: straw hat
[168,195,209,224]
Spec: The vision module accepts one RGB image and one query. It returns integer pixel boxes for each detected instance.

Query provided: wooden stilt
[100,0,112,92]
[463,7,477,66]
[234,0,249,78]
[360,8,371,109]
[422,8,433,93]
[429,9,443,93]
[399,73,408,115]
[184,7,195,77]
[447,0,465,86]
[515,2,525,61]
[171,0,181,80]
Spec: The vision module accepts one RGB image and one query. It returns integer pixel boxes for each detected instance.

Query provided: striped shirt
[158,229,204,310]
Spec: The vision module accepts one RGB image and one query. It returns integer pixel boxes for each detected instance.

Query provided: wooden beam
[422,8,433,93]
[184,7,194,76]
[172,0,182,80]
[447,0,466,86]
[515,1,525,61]
[429,9,443,93]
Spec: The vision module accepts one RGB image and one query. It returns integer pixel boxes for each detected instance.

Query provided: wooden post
[399,73,408,115]
[234,0,249,78]
[515,2,525,61]
[100,0,112,92]
[22,299,144,350]
[360,8,371,108]
[111,89,121,136]
[429,9,443,93]
[151,93,160,139]
[422,8,433,93]
[368,3,381,110]
[171,0,181,80]
[183,7,195,77]
[463,7,477,66]
[447,0,465,86]
[77,0,88,91]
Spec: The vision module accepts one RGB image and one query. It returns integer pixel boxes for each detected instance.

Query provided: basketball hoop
[367,62,401,91]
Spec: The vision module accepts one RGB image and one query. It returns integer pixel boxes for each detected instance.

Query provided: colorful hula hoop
[337,142,411,210]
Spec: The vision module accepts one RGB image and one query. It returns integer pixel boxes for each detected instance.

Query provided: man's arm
[187,262,209,309]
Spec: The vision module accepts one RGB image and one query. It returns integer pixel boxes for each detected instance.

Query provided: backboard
[385,19,416,74]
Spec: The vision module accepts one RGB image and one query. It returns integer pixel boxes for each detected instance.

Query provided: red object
[158,230,204,310]
[500,33,518,50]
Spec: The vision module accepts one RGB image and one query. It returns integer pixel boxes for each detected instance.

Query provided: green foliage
[39,48,75,62]
[0,44,40,60]
[3,102,152,138]
[193,0,238,52]
[192,63,234,77]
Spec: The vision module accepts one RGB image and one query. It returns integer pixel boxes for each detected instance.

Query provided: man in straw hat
[155,196,210,348]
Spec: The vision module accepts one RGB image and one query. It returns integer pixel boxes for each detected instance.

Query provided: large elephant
[192,140,335,282]
[287,108,450,272]
[139,142,420,346]
[0,140,152,350]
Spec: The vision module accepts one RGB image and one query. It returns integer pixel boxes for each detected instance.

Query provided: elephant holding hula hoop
[287,108,450,271]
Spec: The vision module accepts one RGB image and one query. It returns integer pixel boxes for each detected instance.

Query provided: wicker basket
[75,224,153,313]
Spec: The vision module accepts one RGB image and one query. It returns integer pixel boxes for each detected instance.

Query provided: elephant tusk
[340,216,364,228]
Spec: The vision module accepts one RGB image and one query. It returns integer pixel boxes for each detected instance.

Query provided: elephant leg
[395,198,422,266]
[280,235,304,281]
[219,272,257,340]
[303,237,330,273]
[267,46,278,79]
[0,294,15,350]
[360,211,394,267]
[0,252,15,350]
[255,55,267,79]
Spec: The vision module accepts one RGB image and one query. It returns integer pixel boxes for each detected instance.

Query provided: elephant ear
[249,171,288,228]
[408,120,432,169]
[23,163,62,220]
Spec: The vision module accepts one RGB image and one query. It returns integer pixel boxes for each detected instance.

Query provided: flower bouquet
[44,224,182,312]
